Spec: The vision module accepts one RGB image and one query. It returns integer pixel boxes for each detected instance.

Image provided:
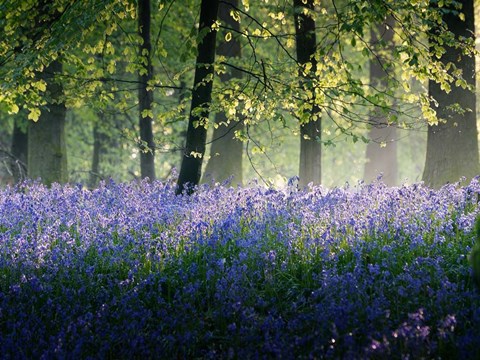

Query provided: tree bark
[89,117,108,188]
[176,0,220,194]
[294,0,321,188]
[28,60,68,185]
[422,0,479,188]
[138,0,156,180]
[203,0,244,185]
[364,16,397,186]
[10,115,28,182]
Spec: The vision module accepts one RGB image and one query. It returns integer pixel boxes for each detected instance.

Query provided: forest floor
[0,179,479,358]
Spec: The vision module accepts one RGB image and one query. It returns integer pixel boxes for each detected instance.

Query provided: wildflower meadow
[1,178,479,359]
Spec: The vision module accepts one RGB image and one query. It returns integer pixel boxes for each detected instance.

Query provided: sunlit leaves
[28,108,41,122]
[0,0,474,180]
[268,11,286,24]
[230,9,241,22]
[0,0,137,114]
[7,103,19,115]
[420,94,439,125]
[141,109,154,119]
[211,20,221,31]
[251,145,266,154]
[189,151,203,158]
[33,80,47,92]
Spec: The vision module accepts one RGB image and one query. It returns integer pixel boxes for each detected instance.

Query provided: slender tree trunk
[176,0,220,194]
[294,0,321,188]
[176,79,188,165]
[138,0,156,180]
[203,0,243,185]
[89,117,107,188]
[364,16,397,186]
[10,115,28,182]
[89,124,101,188]
[28,60,68,185]
[422,0,479,188]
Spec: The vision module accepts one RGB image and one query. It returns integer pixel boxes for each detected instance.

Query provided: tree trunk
[364,16,397,186]
[422,0,479,188]
[89,118,107,188]
[365,125,397,185]
[10,115,28,182]
[176,0,220,194]
[138,0,156,180]
[294,0,321,188]
[28,60,68,185]
[203,0,244,185]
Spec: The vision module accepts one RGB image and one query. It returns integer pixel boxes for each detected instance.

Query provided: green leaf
[28,108,41,122]
[9,103,19,114]
[141,109,153,119]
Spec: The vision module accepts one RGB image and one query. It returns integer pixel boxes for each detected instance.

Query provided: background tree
[203,0,244,185]
[422,0,479,187]
[138,0,156,180]
[176,0,220,194]
[89,113,108,188]
[10,114,28,182]
[28,60,68,185]
[293,0,321,188]
[364,16,397,186]
[0,0,128,185]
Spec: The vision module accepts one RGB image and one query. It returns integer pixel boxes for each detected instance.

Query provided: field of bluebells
[1,177,480,359]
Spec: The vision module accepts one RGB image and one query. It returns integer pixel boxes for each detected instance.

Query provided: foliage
[0,178,479,357]
[209,0,474,142]
[0,1,473,180]
[0,0,132,117]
